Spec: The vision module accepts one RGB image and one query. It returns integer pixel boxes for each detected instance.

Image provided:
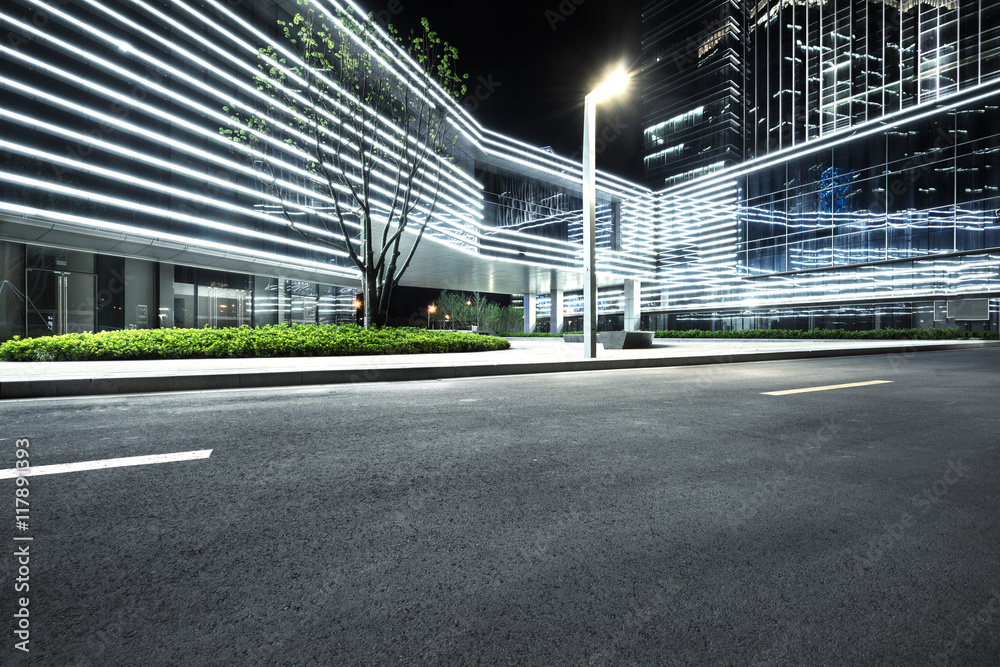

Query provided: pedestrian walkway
[0,337,996,399]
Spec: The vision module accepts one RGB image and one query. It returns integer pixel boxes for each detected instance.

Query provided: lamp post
[583,68,629,358]
[427,304,436,329]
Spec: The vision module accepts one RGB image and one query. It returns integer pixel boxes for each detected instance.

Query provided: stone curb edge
[1,340,997,399]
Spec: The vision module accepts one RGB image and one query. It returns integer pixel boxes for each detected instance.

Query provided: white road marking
[0,449,212,479]
[762,380,893,396]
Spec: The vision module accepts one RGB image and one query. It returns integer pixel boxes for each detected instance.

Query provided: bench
[562,331,655,349]
[599,330,655,349]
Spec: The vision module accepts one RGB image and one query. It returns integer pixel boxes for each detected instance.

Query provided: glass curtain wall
[641,0,747,188]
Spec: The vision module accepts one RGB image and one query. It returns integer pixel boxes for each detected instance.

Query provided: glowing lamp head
[591,69,629,102]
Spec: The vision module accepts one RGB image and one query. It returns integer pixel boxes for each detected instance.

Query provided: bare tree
[222,1,466,327]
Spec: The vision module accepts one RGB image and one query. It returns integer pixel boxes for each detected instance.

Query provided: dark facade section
[641,0,748,188]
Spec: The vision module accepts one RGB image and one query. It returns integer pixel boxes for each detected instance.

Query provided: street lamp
[427,304,436,329]
[583,68,629,358]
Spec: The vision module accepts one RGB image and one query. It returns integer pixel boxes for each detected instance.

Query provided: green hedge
[0,324,511,362]
[653,328,998,340]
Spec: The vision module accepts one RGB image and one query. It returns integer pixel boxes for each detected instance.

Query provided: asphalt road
[2,349,999,666]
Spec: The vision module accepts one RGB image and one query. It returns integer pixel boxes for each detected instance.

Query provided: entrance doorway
[25,269,97,336]
[197,286,251,328]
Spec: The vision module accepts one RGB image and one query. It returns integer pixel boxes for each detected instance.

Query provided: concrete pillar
[277,278,288,324]
[550,289,564,334]
[523,294,536,334]
[157,262,174,328]
[624,279,641,331]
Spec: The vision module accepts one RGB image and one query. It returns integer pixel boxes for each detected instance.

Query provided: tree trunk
[363,272,378,329]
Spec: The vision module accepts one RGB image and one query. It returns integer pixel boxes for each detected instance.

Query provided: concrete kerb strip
[0,340,997,399]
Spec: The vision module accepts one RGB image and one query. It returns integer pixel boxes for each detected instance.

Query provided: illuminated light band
[659,78,1000,200]
[331,0,491,146]
[168,0,543,253]
[645,83,1000,312]
[0,61,479,263]
[0,201,360,280]
[2,1,484,240]
[0,0,659,286]
[194,0,480,194]
[190,0,481,201]
[0,166,353,262]
[0,93,466,260]
[4,0,993,319]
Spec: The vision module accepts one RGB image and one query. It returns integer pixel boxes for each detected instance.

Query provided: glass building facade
[0,0,997,339]
[0,0,651,339]
[640,0,1000,332]
[641,0,748,188]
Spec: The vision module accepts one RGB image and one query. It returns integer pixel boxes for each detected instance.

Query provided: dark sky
[356,0,646,183]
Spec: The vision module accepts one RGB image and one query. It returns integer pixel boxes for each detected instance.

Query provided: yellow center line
[761,380,894,396]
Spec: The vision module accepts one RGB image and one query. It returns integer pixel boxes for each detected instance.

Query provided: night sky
[355,0,646,183]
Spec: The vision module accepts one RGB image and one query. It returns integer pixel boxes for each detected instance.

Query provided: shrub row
[653,328,998,340]
[0,324,511,362]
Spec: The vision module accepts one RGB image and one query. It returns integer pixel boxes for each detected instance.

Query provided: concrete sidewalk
[1,336,997,399]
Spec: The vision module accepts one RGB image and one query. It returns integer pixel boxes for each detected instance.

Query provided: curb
[1,340,997,400]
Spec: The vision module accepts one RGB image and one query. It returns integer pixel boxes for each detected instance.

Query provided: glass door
[25,270,96,337]
[290,295,318,324]
[197,286,251,328]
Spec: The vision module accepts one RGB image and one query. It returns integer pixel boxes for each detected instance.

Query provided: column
[550,289,564,334]
[277,278,288,324]
[157,262,174,328]
[523,294,536,334]
[624,279,641,331]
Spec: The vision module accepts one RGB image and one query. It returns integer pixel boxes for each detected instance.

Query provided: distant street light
[427,304,436,329]
[583,67,629,358]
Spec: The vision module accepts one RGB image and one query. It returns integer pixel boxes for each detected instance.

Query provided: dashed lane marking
[0,449,213,479]
[761,380,893,396]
